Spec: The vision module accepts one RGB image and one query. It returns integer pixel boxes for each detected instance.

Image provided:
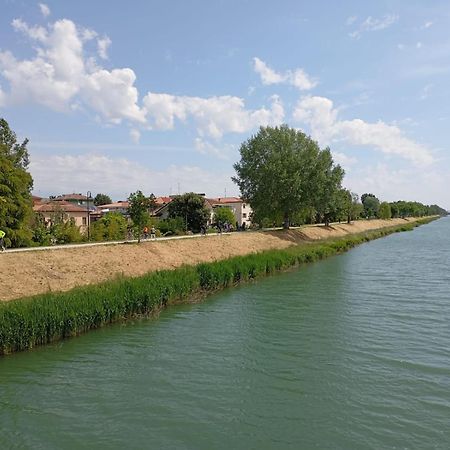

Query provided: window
[243,204,246,209]
[82,217,87,226]
[242,213,247,218]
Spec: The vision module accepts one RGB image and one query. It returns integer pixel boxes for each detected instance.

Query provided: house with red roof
[33,200,89,231]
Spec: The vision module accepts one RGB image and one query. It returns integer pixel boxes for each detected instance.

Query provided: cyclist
[0,229,6,251]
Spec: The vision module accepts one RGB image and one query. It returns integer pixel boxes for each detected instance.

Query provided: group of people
[143,226,156,240]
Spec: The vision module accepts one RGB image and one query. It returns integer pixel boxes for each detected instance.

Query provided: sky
[1,0,449,207]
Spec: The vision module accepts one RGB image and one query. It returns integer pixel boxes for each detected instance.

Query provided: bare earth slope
[1,218,417,301]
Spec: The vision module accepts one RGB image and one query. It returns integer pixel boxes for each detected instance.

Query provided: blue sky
[1,1,449,207]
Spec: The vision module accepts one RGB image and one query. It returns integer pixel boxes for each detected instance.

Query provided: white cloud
[194,137,235,160]
[143,92,284,138]
[129,129,141,144]
[0,17,145,124]
[345,163,448,207]
[253,57,317,90]
[83,68,146,123]
[293,95,434,165]
[332,151,357,168]
[30,153,237,199]
[97,36,111,60]
[39,3,51,18]
[416,41,423,49]
[349,14,399,39]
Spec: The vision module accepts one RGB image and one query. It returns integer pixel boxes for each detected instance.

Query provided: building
[151,194,252,229]
[208,197,252,228]
[33,200,89,231]
[96,201,129,215]
[54,193,91,207]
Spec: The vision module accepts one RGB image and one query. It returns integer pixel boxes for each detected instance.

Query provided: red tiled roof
[154,196,172,205]
[55,193,88,201]
[209,197,243,204]
[34,201,88,213]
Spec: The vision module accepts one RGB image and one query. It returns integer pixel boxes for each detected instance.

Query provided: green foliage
[213,207,236,227]
[128,190,151,242]
[350,193,364,221]
[167,192,209,233]
[233,125,343,229]
[93,193,112,206]
[361,193,380,219]
[0,218,436,355]
[90,212,128,241]
[156,217,185,236]
[50,217,83,244]
[30,212,51,246]
[332,188,353,224]
[389,200,447,218]
[379,202,392,220]
[0,118,34,247]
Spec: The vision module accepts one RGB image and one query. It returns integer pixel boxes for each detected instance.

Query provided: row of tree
[233,126,447,228]
[0,119,447,248]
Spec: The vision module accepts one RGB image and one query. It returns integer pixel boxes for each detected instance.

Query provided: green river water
[1,218,450,449]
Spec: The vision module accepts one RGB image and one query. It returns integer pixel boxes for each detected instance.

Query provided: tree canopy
[361,193,380,219]
[233,125,344,228]
[213,207,235,228]
[93,193,112,206]
[168,192,209,233]
[127,190,150,242]
[0,118,34,247]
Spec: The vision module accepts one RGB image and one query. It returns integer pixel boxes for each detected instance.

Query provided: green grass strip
[0,217,437,355]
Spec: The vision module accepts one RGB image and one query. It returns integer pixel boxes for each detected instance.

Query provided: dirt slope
[1,218,417,301]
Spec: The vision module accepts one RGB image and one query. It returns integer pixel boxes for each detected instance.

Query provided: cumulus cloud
[293,95,434,165]
[39,3,51,18]
[1,17,289,146]
[349,14,399,39]
[332,151,357,168]
[143,92,284,138]
[30,153,237,199]
[0,17,145,123]
[97,36,111,60]
[253,57,317,90]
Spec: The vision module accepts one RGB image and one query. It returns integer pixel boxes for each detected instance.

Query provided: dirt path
[2,218,418,301]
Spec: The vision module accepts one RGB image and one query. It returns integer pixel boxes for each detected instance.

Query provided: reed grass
[0,217,436,355]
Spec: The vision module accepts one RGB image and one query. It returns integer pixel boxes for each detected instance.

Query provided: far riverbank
[1,218,427,301]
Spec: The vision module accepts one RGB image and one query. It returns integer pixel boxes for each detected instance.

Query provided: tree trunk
[283,213,290,229]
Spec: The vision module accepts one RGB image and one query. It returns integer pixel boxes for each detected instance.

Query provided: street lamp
[87,191,92,240]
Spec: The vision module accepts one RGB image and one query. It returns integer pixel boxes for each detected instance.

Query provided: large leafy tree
[0,118,33,247]
[379,202,392,219]
[168,192,209,233]
[361,193,380,219]
[213,207,236,228]
[127,190,150,242]
[93,193,112,206]
[91,212,127,241]
[233,125,343,229]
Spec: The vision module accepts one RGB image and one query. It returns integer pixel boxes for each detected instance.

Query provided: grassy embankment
[0,217,436,355]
